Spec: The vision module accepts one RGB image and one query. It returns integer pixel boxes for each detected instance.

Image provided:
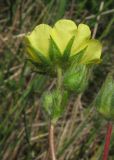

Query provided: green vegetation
[0,0,114,159]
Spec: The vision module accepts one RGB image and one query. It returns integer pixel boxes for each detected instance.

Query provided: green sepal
[41,89,68,124]
[51,90,68,124]
[27,58,53,75]
[41,91,53,117]
[62,36,75,61]
[86,58,102,64]
[70,47,87,65]
[49,36,62,63]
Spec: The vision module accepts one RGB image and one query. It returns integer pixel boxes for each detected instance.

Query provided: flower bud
[95,74,114,120]
[63,64,88,93]
[41,89,68,124]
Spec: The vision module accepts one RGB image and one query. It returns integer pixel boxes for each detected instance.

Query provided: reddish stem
[49,123,56,160]
[103,121,113,160]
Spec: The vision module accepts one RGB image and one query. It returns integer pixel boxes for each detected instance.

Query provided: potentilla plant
[24,19,102,160]
[95,74,114,160]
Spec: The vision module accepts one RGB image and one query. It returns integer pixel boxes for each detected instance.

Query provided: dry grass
[0,0,114,159]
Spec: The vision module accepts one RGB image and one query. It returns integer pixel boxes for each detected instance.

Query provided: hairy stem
[49,123,56,160]
[103,121,113,160]
[57,66,62,90]
[48,66,62,160]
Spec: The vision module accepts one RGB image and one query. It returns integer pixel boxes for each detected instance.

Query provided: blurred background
[0,0,114,159]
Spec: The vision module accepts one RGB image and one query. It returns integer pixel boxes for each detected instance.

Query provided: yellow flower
[25,24,52,63]
[24,19,102,64]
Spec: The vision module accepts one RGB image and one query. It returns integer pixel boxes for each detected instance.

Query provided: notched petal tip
[51,19,77,54]
[78,23,91,36]
[54,19,77,28]
[71,23,91,56]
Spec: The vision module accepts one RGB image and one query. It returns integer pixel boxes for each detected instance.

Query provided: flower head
[24,19,102,66]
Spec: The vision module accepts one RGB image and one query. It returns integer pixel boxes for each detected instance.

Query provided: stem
[48,66,62,160]
[57,66,62,90]
[49,123,56,160]
[103,121,113,160]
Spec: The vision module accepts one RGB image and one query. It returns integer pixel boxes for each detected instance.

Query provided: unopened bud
[63,64,88,93]
[41,89,68,123]
[95,74,114,120]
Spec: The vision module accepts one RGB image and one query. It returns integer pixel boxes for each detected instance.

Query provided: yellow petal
[25,24,52,58]
[71,24,91,56]
[26,46,40,62]
[51,19,77,54]
[80,39,102,64]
